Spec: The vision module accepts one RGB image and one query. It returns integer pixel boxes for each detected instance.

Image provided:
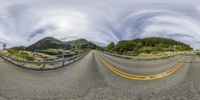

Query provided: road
[0,50,200,99]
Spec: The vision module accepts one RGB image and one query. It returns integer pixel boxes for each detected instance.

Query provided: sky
[1,0,200,49]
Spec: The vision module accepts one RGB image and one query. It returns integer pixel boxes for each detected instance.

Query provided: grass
[106,51,189,60]
[0,50,8,56]
[195,50,200,55]
[5,49,83,69]
[9,59,63,70]
[6,49,59,61]
[0,50,2,56]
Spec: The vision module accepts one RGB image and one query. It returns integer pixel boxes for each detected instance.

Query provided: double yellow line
[98,54,186,80]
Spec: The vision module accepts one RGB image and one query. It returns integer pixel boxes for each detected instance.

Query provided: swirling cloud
[0,0,200,49]
[113,10,200,48]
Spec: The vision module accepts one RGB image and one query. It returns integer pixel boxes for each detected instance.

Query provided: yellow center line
[98,53,186,80]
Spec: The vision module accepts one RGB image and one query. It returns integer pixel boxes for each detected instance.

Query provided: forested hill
[26,37,71,51]
[67,39,98,50]
[25,37,99,51]
[106,37,193,55]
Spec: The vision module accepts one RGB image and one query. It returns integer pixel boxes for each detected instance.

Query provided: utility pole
[62,52,65,66]
[96,43,99,51]
[98,43,99,51]
[174,44,176,55]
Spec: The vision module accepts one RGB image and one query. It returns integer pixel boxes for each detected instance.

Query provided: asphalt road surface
[0,50,200,100]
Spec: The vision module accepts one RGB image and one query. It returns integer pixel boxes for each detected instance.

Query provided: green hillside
[67,39,98,50]
[11,46,26,50]
[26,37,71,51]
[24,37,99,51]
[106,37,193,56]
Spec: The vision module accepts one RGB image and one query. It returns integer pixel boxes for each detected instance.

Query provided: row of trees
[106,37,192,56]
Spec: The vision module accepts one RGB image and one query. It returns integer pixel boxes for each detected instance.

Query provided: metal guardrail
[1,53,87,70]
[104,51,200,63]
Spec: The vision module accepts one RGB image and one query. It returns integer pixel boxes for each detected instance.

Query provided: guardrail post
[62,61,65,66]
[22,56,25,66]
[42,58,46,69]
[43,63,45,68]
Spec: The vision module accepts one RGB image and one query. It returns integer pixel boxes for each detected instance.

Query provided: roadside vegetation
[196,50,200,55]
[37,49,84,56]
[4,37,193,61]
[106,37,193,57]
[5,37,99,61]
[0,37,98,69]
[6,49,57,61]
[0,50,3,56]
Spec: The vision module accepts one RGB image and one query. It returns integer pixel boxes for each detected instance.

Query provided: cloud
[0,0,200,49]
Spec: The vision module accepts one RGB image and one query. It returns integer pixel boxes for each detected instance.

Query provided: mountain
[26,37,71,51]
[67,39,98,50]
[106,37,193,55]
[11,46,26,50]
[26,37,100,51]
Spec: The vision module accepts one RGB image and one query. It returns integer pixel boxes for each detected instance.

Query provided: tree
[113,40,136,55]
[106,42,115,52]
[107,37,192,55]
